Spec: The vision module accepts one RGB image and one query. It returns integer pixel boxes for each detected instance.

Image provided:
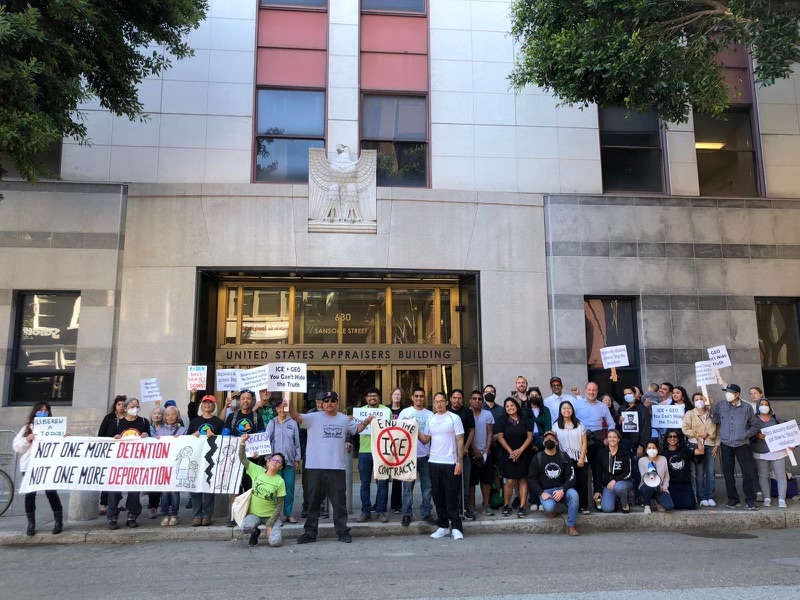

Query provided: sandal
[622,505,630,514]
[287,516,298,524]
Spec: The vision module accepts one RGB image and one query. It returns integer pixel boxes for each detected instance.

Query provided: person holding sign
[751,399,790,509]
[108,397,150,530]
[13,402,65,536]
[618,386,650,504]
[187,395,225,526]
[399,387,435,527]
[711,384,760,510]
[356,387,391,523]
[237,435,286,547]
[97,394,128,516]
[264,403,301,523]
[682,393,719,507]
[155,405,188,526]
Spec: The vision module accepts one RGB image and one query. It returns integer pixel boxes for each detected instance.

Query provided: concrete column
[327,0,360,156]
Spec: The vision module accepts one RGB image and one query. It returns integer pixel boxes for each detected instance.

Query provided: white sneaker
[699,500,709,507]
[452,529,464,540]
[779,499,787,509]
[643,506,651,514]
[763,498,771,507]
[430,527,449,539]
[707,499,716,507]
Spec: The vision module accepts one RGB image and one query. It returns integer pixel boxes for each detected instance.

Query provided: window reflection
[392,289,436,344]
[241,287,289,344]
[295,289,385,344]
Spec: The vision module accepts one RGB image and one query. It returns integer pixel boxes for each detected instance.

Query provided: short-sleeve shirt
[115,417,150,438]
[425,411,465,465]
[496,415,532,454]
[398,406,434,458]
[301,411,358,470]
[245,461,286,518]
[357,405,391,454]
[471,409,495,450]
[223,410,264,436]
[187,415,225,436]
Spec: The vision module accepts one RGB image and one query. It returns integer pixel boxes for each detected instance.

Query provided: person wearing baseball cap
[528,430,580,536]
[544,377,577,421]
[186,394,225,525]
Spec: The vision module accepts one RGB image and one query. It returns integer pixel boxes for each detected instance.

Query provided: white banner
[651,404,685,429]
[620,411,639,433]
[707,345,732,369]
[268,362,307,393]
[216,369,240,391]
[187,365,208,390]
[33,417,67,438]
[140,378,163,403]
[353,406,390,435]
[371,418,417,481]
[244,432,272,458]
[237,365,270,391]
[19,436,244,494]
[764,420,800,453]
[600,345,629,369]
[695,361,716,386]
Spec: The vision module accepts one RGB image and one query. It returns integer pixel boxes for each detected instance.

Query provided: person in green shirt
[357,387,391,523]
[238,434,286,546]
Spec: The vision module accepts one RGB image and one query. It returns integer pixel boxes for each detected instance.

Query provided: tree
[509,0,800,123]
[0,0,208,183]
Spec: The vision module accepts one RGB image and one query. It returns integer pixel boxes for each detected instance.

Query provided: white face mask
[646,448,658,458]
[725,392,736,402]
[758,405,770,415]
[127,406,139,417]
[694,400,705,410]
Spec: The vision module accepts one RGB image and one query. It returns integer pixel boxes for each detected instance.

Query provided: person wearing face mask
[97,394,128,516]
[155,406,188,526]
[618,386,650,504]
[682,393,719,507]
[482,384,506,503]
[711,384,760,510]
[638,440,673,513]
[527,430,580,536]
[222,392,241,420]
[13,402,65,536]
[108,397,150,529]
[751,398,792,509]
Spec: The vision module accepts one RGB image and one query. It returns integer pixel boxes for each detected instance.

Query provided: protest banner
[19,435,244,494]
[244,432,273,458]
[763,420,800,467]
[707,345,731,369]
[600,345,628,382]
[353,405,391,434]
[140,378,163,404]
[33,417,67,438]
[371,418,417,481]
[216,369,240,391]
[695,360,716,400]
[620,411,639,433]
[236,365,270,391]
[268,362,307,393]
[187,365,208,390]
[651,404,686,429]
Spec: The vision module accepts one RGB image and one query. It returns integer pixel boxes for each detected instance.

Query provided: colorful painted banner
[19,435,244,494]
[371,418,417,481]
[187,365,208,390]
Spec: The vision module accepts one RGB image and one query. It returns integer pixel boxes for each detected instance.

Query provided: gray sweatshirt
[711,400,759,448]
[265,416,301,464]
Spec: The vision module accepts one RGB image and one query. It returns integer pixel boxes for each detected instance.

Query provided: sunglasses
[666,435,678,439]
[322,398,339,404]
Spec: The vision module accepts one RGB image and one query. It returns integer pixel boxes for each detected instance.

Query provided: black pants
[301,458,327,511]
[721,444,757,504]
[430,462,463,533]
[572,459,590,510]
[108,491,141,521]
[390,479,402,511]
[147,492,160,510]
[586,440,604,497]
[304,469,348,537]
[25,490,62,515]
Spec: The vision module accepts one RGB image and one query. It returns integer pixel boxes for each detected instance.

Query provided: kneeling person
[528,430,580,536]
[238,435,286,547]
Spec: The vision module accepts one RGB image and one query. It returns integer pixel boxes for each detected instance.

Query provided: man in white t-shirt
[398,386,435,527]
[543,377,577,420]
[468,390,495,516]
[419,392,465,540]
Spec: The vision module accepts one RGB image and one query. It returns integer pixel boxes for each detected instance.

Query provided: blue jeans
[358,453,388,514]
[280,466,296,517]
[402,455,432,518]
[639,485,674,511]
[621,439,641,494]
[601,481,633,513]
[694,447,715,501]
[540,487,579,527]
[160,492,180,516]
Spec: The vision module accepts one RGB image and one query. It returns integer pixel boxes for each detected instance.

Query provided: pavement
[2,481,800,545]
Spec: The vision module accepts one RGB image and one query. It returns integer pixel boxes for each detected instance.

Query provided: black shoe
[186,499,193,509]
[422,515,436,525]
[300,509,309,518]
[126,517,139,528]
[464,509,477,521]
[248,530,260,546]
[226,519,236,528]
[338,532,352,543]
[297,533,316,544]
[502,504,512,516]
[108,519,118,530]
[52,511,63,535]
[401,516,411,527]
[320,511,330,519]
[26,513,36,537]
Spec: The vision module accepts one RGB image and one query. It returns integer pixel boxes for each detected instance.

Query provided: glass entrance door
[342,366,387,413]
[302,368,337,412]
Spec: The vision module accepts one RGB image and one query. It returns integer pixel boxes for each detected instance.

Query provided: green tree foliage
[509,0,800,123]
[0,0,208,182]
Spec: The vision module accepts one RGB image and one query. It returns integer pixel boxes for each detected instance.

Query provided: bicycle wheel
[0,469,14,517]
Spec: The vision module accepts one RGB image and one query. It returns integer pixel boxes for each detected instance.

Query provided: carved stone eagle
[308,145,377,223]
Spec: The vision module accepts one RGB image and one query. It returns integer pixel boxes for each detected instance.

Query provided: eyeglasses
[470,397,482,401]
[412,394,425,398]
[268,457,284,465]
[322,398,339,404]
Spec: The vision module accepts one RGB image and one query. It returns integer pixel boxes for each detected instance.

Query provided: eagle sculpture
[308,145,377,223]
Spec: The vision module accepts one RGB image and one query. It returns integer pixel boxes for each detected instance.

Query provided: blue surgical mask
[624,394,634,403]
[35,411,48,417]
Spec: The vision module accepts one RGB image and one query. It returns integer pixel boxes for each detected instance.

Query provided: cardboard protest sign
[600,345,629,369]
[707,345,731,369]
[651,404,685,429]
[140,378,163,403]
[216,369,240,391]
[236,365,270,391]
[33,417,67,438]
[353,406,391,434]
[244,432,273,458]
[268,362,307,392]
[763,420,800,466]
[620,411,639,433]
[187,365,208,391]
[19,435,244,494]
[695,361,716,387]
[371,418,417,481]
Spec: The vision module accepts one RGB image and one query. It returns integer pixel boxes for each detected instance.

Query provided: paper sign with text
[353,406,391,435]
[244,432,273,458]
[140,378,163,403]
[268,362,307,393]
[695,361,717,387]
[600,345,629,369]
[236,365,270,391]
[707,345,732,369]
[216,369,240,392]
[651,404,686,429]
[371,418,418,481]
[187,365,208,391]
[763,420,800,453]
[33,417,67,438]
[620,411,639,433]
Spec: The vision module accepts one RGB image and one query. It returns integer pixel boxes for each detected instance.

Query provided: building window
[599,106,663,193]
[362,0,425,12]
[694,108,758,197]
[755,299,800,399]
[361,95,427,187]
[0,141,62,180]
[260,0,326,7]
[585,297,639,396]
[11,292,80,405]
[255,89,325,182]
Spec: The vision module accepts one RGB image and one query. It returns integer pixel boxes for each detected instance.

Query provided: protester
[468,390,495,517]
[574,382,614,511]
[448,389,476,520]
[749,387,763,404]
[399,387,435,526]
[221,392,241,420]
[528,430,580,536]
[496,398,533,517]
[255,390,283,427]
[551,400,589,514]
[264,402,301,523]
[600,393,618,427]
[155,405,187,526]
[419,392,465,540]
[108,397,150,529]
[97,394,127,515]
[682,393,719,507]
[638,439,673,514]
[389,387,406,514]
[356,387,391,523]
[596,429,632,513]
[237,435,286,547]
[187,394,225,526]
[524,387,552,452]
[13,402,64,536]
[146,406,165,519]
[482,383,506,507]
[752,398,790,509]
[543,377,576,421]
[510,376,528,405]
[662,429,700,510]
[618,386,650,504]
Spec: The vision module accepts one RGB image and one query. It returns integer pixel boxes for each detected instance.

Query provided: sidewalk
[2,481,799,545]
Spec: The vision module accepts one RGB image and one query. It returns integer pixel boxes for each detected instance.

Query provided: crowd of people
[11,375,797,544]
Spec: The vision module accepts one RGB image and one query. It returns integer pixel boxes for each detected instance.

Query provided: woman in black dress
[496,397,534,518]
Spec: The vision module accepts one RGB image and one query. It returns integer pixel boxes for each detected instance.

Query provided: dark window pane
[1,141,62,179]
[756,301,800,367]
[362,0,425,12]
[696,150,757,197]
[362,96,427,141]
[588,368,640,402]
[255,138,324,182]
[599,106,659,141]
[391,289,436,344]
[585,298,638,369]
[12,373,74,404]
[257,90,325,136]
[16,293,80,371]
[694,109,754,151]
[362,140,427,186]
[260,0,326,6]
[601,148,663,193]
[761,369,800,400]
